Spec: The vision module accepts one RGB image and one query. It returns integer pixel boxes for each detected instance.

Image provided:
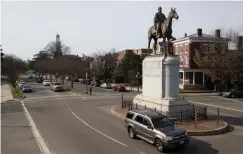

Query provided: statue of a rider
[154,6,166,38]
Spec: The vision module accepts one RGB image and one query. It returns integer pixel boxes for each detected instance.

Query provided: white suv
[50,82,64,92]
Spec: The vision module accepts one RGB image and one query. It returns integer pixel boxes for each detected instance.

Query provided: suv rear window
[126,112,134,119]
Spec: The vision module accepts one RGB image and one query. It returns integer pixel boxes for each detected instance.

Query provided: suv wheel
[128,127,136,139]
[155,139,164,152]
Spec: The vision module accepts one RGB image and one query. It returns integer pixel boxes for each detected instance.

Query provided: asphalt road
[15,78,243,154]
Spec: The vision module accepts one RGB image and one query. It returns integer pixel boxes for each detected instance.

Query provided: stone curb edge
[111,105,126,120]
[110,105,229,136]
[187,121,229,136]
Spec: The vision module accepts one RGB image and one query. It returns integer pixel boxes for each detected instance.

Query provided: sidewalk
[1,79,14,103]
[1,100,41,154]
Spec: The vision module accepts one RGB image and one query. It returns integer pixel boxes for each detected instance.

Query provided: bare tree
[193,44,243,91]
[2,54,27,88]
[209,27,243,49]
[92,48,118,81]
[44,41,71,59]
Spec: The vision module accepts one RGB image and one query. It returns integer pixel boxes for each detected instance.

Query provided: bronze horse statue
[148,8,179,55]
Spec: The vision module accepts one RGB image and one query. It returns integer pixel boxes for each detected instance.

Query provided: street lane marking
[139,152,146,154]
[189,101,243,113]
[64,101,128,147]
[211,96,243,104]
[208,109,241,117]
[21,101,51,154]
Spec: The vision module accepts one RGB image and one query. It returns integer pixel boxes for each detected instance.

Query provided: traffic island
[111,105,229,136]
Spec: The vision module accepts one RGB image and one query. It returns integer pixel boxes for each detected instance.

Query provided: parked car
[112,86,119,91]
[112,86,126,92]
[18,81,26,89]
[43,80,51,86]
[65,76,71,81]
[74,78,79,82]
[50,82,64,92]
[37,76,44,83]
[79,78,84,83]
[223,87,243,98]
[124,109,189,152]
[28,73,34,79]
[100,83,112,89]
[117,86,126,92]
[22,85,33,93]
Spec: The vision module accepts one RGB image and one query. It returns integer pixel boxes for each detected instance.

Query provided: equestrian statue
[148,7,179,55]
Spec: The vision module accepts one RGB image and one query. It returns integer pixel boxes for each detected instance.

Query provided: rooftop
[172,28,231,43]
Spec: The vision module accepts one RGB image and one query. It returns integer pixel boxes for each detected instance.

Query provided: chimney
[215,29,221,37]
[184,33,187,37]
[238,36,243,51]
[197,28,202,37]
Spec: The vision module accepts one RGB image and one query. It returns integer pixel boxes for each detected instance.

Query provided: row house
[172,28,230,89]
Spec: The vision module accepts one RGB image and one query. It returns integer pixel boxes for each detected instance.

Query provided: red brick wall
[189,42,201,69]
[174,43,189,68]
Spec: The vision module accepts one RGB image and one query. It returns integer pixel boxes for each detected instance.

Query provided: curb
[187,121,229,136]
[111,105,230,136]
[111,105,126,120]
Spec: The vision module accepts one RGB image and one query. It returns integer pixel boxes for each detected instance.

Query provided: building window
[180,48,183,54]
[175,47,179,55]
[185,56,189,65]
[180,55,183,66]
[185,45,188,53]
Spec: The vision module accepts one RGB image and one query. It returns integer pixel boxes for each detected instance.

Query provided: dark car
[22,85,33,93]
[124,109,189,152]
[118,86,126,92]
[223,87,243,98]
[37,77,44,83]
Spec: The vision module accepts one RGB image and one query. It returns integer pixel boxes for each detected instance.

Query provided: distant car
[74,78,79,82]
[22,85,33,93]
[223,87,243,98]
[18,81,26,89]
[28,74,34,79]
[43,80,51,86]
[112,86,119,91]
[217,92,223,96]
[118,86,126,92]
[65,76,71,81]
[50,82,64,92]
[79,78,84,83]
[100,83,112,89]
[37,77,44,83]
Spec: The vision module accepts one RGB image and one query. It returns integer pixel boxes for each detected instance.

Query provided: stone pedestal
[133,54,192,118]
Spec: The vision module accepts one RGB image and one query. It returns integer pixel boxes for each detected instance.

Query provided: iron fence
[121,95,208,122]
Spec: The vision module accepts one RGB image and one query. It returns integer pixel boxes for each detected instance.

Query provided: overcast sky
[1,1,243,60]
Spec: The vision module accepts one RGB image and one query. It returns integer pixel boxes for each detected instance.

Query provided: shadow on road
[221,115,243,127]
[167,137,218,154]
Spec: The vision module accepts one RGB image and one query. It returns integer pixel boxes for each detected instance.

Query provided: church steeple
[56,33,60,42]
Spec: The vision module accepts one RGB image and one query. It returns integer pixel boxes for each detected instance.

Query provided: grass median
[9,84,24,99]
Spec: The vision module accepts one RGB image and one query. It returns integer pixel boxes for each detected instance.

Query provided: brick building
[172,28,231,89]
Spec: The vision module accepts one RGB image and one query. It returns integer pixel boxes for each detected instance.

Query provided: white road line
[189,101,243,113]
[211,96,243,104]
[21,101,51,154]
[139,152,146,154]
[64,101,128,147]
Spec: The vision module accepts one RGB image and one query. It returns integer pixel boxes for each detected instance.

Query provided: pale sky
[1,1,243,60]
